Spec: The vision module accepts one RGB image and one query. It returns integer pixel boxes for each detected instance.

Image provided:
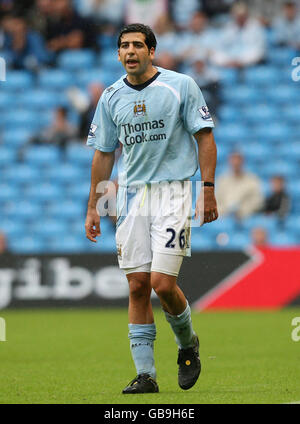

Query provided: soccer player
[85,23,218,394]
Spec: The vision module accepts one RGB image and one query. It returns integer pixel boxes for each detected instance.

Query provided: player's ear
[118,49,121,61]
[149,47,155,61]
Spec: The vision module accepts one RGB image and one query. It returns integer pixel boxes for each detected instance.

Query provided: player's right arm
[85,88,119,243]
[85,150,115,242]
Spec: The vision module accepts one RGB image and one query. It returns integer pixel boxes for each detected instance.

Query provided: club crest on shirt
[88,123,97,138]
[198,106,212,121]
[134,101,146,117]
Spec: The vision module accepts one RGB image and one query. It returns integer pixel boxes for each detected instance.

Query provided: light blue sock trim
[128,323,156,379]
[164,302,196,349]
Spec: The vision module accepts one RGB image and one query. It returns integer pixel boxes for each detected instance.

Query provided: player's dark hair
[118,23,157,51]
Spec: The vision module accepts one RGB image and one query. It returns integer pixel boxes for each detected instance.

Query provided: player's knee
[151,276,175,301]
[128,276,151,301]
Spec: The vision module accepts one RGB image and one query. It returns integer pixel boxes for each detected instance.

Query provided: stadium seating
[1,36,299,253]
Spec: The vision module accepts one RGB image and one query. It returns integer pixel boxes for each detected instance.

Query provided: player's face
[118,32,155,77]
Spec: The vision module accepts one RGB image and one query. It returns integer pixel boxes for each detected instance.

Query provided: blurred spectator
[2,13,52,70]
[0,0,14,19]
[27,0,52,35]
[44,0,95,53]
[251,227,269,247]
[155,51,178,71]
[210,2,266,68]
[74,0,125,28]
[125,0,168,27]
[185,51,221,116]
[272,1,300,49]
[177,11,218,63]
[169,0,200,30]
[216,152,264,219]
[0,232,8,254]
[68,82,105,140]
[262,176,291,219]
[200,0,235,19]
[25,107,77,151]
[153,13,178,57]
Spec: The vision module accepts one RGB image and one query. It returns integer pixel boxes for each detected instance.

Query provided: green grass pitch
[0,307,300,404]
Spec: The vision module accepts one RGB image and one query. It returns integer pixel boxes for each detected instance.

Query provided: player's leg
[151,254,200,390]
[115,186,158,393]
[122,268,158,394]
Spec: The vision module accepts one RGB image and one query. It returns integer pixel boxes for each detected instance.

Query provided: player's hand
[85,207,101,243]
[195,187,218,224]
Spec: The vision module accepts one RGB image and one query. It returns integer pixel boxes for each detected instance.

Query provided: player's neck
[126,65,158,86]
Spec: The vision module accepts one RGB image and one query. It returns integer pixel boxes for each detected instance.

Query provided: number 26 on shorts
[165,228,186,249]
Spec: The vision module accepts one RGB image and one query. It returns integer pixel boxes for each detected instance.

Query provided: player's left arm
[194,127,218,224]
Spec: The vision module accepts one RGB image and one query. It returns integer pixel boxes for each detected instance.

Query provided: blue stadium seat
[3,70,34,91]
[284,215,300,234]
[47,235,87,253]
[0,219,25,238]
[278,143,300,160]
[253,123,292,142]
[0,184,19,202]
[9,236,46,253]
[31,219,67,238]
[3,164,41,185]
[65,143,94,165]
[207,216,237,235]
[99,49,123,73]
[19,90,68,110]
[239,142,271,163]
[244,66,280,86]
[283,106,300,124]
[221,86,261,104]
[267,47,296,66]
[265,85,298,104]
[38,69,73,90]
[218,68,238,86]
[67,181,90,201]
[0,147,17,166]
[191,231,215,250]
[0,92,16,109]
[242,104,275,123]
[259,160,298,179]
[3,200,42,221]
[58,50,96,70]
[241,215,279,232]
[25,183,64,203]
[269,231,298,246]
[225,232,250,250]
[218,105,240,123]
[213,123,250,143]
[46,200,85,219]
[76,68,114,88]
[86,235,117,252]
[2,128,34,147]
[44,163,85,184]
[23,145,62,165]
[2,110,42,131]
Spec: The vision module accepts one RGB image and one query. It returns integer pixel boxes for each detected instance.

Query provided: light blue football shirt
[87,66,214,187]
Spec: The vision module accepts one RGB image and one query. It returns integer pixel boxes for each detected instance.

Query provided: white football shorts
[115,181,192,270]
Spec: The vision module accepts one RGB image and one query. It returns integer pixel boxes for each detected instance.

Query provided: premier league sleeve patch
[88,123,98,138]
[198,106,213,121]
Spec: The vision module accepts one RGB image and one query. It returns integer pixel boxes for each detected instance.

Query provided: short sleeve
[182,76,214,135]
[86,94,118,152]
